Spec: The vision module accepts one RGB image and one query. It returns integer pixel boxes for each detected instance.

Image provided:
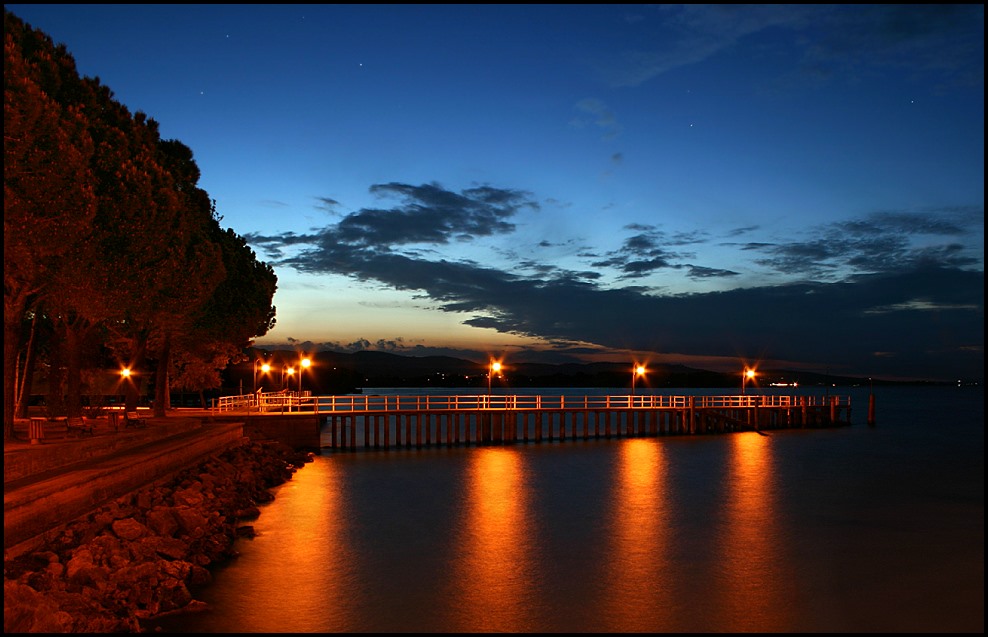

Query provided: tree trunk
[46,326,66,418]
[154,333,171,417]
[4,308,24,440]
[64,320,84,418]
[124,335,149,412]
[14,312,39,419]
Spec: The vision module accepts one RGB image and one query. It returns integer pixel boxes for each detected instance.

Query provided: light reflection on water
[152,386,983,633]
[444,449,535,632]
[183,457,357,633]
[718,431,790,632]
[598,438,672,632]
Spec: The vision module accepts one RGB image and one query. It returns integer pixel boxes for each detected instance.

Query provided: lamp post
[487,360,501,394]
[742,367,756,395]
[631,364,646,397]
[299,357,311,394]
[283,367,296,412]
[253,360,271,394]
[487,360,501,397]
[121,367,138,412]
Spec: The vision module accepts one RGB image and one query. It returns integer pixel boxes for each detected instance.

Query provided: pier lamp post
[253,360,271,394]
[487,360,502,396]
[284,366,296,412]
[283,366,295,391]
[631,364,646,398]
[299,357,311,394]
[742,367,756,395]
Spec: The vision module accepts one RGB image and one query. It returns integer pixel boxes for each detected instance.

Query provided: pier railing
[213,392,848,413]
[213,391,854,451]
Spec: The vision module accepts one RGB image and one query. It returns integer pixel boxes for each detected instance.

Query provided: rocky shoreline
[3,439,313,633]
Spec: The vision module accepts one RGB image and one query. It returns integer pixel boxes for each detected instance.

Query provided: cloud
[314,197,342,215]
[800,5,986,88]
[686,265,740,280]
[596,4,983,89]
[334,182,535,246]
[744,207,983,280]
[247,183,984,381]
[590,224,706,279]
[571,98,623,140]
[600,5,818,87]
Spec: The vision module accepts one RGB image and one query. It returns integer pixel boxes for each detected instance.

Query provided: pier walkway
[215,392,854,451]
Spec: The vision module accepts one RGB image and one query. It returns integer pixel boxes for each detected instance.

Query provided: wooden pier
[305,394,852,452]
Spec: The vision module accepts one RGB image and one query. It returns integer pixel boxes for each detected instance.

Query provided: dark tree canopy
[4,9,278,435]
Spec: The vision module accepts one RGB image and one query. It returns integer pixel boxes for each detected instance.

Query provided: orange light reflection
[195,458,355,632]
[446,448,535,632]
[718,433,792,631]
[600,438,673,631]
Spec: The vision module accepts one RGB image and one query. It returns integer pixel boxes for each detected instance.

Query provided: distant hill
[235,349,939,394]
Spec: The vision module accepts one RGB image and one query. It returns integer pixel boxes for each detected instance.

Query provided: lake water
[153,385,983,633]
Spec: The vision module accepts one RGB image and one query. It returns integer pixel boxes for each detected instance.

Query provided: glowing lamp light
[298,357,311,393]
[487,360,502,396]
[742,367,757,394]
[253,359,273,393]
[631,364,646,396]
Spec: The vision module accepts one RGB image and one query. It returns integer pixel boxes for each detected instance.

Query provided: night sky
[8,4,983,382]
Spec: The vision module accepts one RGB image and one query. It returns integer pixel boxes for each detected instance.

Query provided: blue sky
[8,4,984,382]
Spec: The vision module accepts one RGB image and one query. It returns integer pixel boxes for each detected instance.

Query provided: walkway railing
[213,391,854,451]
[213,391,848,413]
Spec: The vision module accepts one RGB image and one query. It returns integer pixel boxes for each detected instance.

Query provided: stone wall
[3,440,313,633]
[4,422,246,554]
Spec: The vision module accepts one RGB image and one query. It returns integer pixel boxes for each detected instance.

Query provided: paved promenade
[3,412,244,559]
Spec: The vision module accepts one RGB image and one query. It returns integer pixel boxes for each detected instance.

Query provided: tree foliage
[3,10,278,436]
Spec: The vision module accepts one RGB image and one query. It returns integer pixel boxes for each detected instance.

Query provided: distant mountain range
[238,349,946,394]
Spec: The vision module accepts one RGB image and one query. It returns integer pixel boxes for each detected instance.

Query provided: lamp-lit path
[4,414,242,557]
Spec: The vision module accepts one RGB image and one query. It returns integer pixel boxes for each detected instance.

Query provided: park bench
[124,411,148,428]
[66,416,95,436]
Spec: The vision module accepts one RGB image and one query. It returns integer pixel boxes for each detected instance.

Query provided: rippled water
[153,386,983,632]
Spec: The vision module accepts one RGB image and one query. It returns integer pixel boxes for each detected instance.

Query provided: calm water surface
[154,386,983,632]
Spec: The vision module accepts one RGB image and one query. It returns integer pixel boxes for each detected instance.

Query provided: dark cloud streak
[330,182,534,247]
[247,183,984,382]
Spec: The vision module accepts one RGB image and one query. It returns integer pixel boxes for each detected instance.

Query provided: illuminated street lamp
[253,360,271,394]
[120,367,138,412]
[299,357,311,394]
[283,366,295,390]
[631,364,646,397]
[487,360,502,396]
[742,367,756,395]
